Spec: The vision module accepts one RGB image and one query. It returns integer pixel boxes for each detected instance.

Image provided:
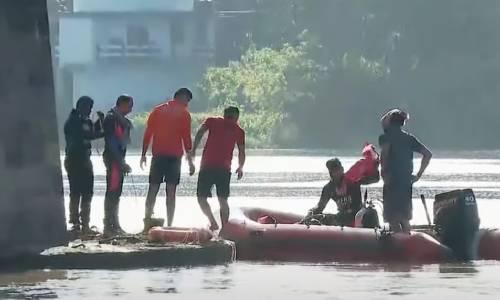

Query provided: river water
[2,152,500,299]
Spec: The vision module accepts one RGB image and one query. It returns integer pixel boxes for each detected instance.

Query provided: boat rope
[71,243,86,249]
[129,173,141,205]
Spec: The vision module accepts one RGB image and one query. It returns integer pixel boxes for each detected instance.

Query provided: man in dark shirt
[102,95,133,237]
[305,158,379,226]
[63,96,104,233]
[379,109,432,233]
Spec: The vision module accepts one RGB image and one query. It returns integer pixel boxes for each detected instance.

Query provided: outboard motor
[433,189,480,260]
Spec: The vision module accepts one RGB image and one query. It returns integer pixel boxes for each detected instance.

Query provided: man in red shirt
[190,106,246,230]
[140,88,195,230]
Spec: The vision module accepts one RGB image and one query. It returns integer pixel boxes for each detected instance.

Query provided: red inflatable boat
[477,229,500,260]
[220,207,453,263]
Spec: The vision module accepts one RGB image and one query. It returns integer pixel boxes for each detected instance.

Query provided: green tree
[200,39,324,147]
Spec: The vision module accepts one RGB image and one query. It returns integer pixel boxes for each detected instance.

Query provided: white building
[54,0,215,113]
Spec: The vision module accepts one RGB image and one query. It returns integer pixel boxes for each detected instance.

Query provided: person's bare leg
[144,183,161,219]
[218,197,229,229]
[198,196,219,230]
[166,183,177,227]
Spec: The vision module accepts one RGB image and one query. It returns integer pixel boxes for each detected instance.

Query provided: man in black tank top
[304,158,379,226]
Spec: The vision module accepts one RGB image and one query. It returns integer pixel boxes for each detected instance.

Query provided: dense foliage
[207,0,500,149]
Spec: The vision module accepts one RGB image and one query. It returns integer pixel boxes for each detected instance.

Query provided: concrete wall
[57,14,206,109]
[72,63,197,110]
[0,0,67,259]
[54,2,215,111]
[60,14,197,63]
[74,0,194,13]
[92,16,172,57]
[59,17,95,66]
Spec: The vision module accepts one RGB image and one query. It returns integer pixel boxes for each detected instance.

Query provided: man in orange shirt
[140,88,195,230]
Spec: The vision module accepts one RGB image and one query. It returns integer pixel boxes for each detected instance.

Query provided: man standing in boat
[190,106,246,231]
[140,88,195,231]
[102,94,134,237]
[379,109,432,233]
[304,157,379,227]
[64,96,104,234]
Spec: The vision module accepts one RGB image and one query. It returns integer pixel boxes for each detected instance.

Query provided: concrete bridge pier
[0,0,67,259]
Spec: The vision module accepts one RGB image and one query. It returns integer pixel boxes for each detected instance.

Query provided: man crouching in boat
[302,158,379,227]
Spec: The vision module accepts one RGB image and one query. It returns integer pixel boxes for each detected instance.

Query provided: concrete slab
[1,238,235,270]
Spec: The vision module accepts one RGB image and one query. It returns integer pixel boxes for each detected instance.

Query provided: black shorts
[65,157,94,196]
[197,167,231,198]
[383,183,413,222]
[149,156,182,185]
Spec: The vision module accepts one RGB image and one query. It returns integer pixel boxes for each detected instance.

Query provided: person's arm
[182,112,193,154]
[379,134,390,184]
[236,143,246,180]
[235,130,246,180]
[358,150,381,185]
[348,184,363,212]
[79,119,97,141]
[82,118,104,140]
[91,120,105,139]
[182,112,195,175]
[90,111,105,140]
[191,123,209,158]
[412,136,432,182]
[64,115,82,146]
[140,110,156,169]
[141,110,155,158]
[308,185,330,216]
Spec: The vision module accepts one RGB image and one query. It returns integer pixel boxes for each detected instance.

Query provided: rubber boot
[143,218,153,234]
[69,194,81,231]
[103,218,115,238]
[113,200,127,236]
[143,217,165,234]
[80,195,99,236]
[103,193,116,238]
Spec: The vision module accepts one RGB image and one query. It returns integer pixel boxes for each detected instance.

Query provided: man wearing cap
[304,158,379,227]
[379,108,432,233]
[141,88,195,230]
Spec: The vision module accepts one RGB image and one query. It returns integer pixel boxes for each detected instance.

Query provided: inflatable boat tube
[220,207,453,263]
[477,229,500,260]
[148,227,213,244]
